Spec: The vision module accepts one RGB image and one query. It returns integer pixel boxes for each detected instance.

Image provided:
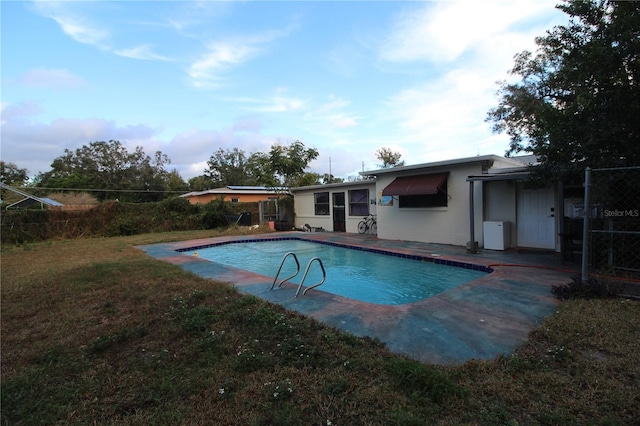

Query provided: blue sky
[1,0,569,182]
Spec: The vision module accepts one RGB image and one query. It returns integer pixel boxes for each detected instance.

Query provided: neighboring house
[180,186,283,204]
[291,154,566,252]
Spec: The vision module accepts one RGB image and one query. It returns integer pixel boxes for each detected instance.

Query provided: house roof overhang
[466,167,530,182]
[360,154,524,177]
[180,186,286,198]
[289,180,376,193]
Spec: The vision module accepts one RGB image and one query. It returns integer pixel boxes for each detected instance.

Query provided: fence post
[581,167,591,282]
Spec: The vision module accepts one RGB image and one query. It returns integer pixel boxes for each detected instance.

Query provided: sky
[1,0,570,183]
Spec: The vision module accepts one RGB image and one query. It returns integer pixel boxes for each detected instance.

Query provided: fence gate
[582,166,640,280]
[259,199,278,225]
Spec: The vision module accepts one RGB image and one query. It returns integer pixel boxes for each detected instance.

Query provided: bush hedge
[0,197,262,244]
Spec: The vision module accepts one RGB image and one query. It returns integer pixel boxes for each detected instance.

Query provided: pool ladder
[270,252,326,297]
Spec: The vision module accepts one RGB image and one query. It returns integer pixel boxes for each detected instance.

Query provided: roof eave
[360,154,520,177]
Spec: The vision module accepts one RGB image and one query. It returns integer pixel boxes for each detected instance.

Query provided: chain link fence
[582,166,640,281]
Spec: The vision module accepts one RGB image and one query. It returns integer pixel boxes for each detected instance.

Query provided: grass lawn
[2,228,639,425]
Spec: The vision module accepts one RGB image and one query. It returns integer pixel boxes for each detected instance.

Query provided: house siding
[292,182,376,233]
[185,193,277,204]
[375,163,484,246]
[290,155,556,249]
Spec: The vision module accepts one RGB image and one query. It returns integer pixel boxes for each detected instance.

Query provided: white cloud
[381,68,507,162]
[379,0,560,64]
[188,27,294,89]
[189,41,259,89]
[33,1,110,48]
[53,15,108,47]
[114,45,172,61]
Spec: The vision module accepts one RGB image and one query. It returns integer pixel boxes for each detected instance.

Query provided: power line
[10,186,189,194]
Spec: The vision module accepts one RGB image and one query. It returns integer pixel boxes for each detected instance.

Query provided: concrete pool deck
[137,231,577,365]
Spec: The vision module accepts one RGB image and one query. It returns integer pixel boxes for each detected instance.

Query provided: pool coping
[137,231,571,365]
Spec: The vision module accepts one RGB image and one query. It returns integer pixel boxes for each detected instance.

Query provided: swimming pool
[182,238,489,305]
[139,233,567,364]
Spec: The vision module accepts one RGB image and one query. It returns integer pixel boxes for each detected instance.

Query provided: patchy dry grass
[2,229,639,425]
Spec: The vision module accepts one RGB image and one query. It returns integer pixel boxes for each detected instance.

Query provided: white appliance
[483,221,511,250]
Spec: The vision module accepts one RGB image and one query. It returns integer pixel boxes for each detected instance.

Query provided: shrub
[159,196,195,215]
[200,197,233,229]
[0,198,262,243]
[551,275,622,300]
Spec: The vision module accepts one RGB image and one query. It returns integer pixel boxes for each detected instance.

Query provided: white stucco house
[291,154,569,252]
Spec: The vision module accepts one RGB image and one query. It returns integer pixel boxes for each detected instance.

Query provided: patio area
[137,232,578,365]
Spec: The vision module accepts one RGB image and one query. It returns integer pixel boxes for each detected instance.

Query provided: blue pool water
[185,239,488,305]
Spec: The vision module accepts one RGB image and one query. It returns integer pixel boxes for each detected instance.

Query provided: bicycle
[358,214,377,235]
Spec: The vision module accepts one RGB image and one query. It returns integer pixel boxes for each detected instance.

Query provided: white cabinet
[483,221,511,250]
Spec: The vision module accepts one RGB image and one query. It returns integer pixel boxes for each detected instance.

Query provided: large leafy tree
[187,175,212,192]
[205,148,260,187]
[261,140,319,188]
[34,140,183,201]
[375,147,405,169]
[165,169,190,194]
[192,141,319,191]
[0,161,28,186]
[487,0,640,183]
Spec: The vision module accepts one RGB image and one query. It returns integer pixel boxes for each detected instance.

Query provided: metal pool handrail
[296,257,326,298]
[270,252,300,290]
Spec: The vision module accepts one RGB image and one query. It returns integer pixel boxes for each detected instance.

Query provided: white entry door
[516,185,556,249]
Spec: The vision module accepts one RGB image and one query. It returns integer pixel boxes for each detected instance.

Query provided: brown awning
[381,172,448,196]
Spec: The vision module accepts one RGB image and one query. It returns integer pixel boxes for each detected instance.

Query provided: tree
[192,141,319,192]
[375,147,405,169]
[298,172,322,187]
[262,140,319,188]
[133,148,174,202]
[166,169,190,194]
[205,148,259,187]
[247,140,319,223]
[0,161,28,186]
[188,175,213,192]
[0,161,29,206]
[486,0,640,183]
[34,140,180,202]
[321,173,344,184]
